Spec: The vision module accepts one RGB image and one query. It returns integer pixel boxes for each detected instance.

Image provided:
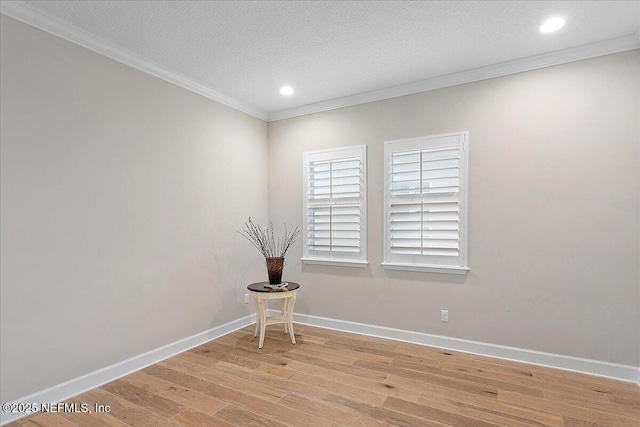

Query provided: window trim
[302,145,367,267]
[383,131,469,274]
[381,262,469,274]
[302,258,369,268]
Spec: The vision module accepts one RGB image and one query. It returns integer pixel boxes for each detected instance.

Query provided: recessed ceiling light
[539,17,565,33]
[280,86,294,96]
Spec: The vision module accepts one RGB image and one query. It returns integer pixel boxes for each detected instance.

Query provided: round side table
[247,282,300,349]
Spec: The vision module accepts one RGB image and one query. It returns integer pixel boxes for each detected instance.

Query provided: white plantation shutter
[384,133,468,274]
[303,146,367,266]
[389,201,460,256]
[308,205,362,253]
[390,146,461,196]
[308,157,362,200]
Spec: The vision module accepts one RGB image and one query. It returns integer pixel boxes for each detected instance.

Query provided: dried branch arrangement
[239,218,300,258]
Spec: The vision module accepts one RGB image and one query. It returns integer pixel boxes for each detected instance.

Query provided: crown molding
[0,1,269,122]
[2,1,638,124]
[268,34,640,122]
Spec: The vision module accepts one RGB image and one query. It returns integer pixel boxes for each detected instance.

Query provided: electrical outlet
[244,293,250,304]
[440,310,449,322]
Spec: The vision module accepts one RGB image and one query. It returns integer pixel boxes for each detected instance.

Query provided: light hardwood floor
[10,324,640,426]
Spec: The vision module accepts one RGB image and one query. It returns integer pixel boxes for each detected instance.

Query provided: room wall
[0,15,268,402]
[268,50,640,366]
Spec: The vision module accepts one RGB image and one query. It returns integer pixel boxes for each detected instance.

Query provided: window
[382,132,469,274]
[302,146,367,267]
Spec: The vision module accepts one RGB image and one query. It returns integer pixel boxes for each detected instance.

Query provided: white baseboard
[3,310,637,425]
[282,310,640,385]
[0,314,255,426]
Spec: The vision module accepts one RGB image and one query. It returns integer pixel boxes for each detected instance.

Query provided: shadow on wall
[301,263,375,279]
[379,267,469,286]
[207,238,259,329]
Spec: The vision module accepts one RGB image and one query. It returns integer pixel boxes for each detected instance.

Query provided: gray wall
[0,16,268,402]
[1,12,639,405]
[268,50,640,367]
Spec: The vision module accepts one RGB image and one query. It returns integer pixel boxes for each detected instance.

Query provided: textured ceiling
[7,1,640,119]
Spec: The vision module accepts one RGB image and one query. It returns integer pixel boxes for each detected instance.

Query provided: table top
[247,282,300,292]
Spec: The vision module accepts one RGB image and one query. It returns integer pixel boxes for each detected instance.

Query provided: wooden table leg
[280,298,288,334]
[253,297,260,338]
[248,287,298,349]
[258,299,266,349]
[287,292,297,344]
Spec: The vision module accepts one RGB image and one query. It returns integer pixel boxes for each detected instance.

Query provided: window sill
[302,258,369,268]
[381,262,469,275]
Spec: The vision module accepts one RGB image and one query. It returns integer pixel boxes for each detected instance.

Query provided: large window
[302,146,367,267]
[382,132,469,274]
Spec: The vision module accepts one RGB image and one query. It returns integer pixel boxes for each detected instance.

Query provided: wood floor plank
[288,343,360,365]
[230,328,312,350]
[283,359,421,402]
[382,396,503,427]
[17,413,76,427]
[322,393,444,427]
[544,389,640,418]
[269,327,328,345]
[207,333,240,346]
[607,390,640,412]
[464,355,637,394]
[293,327,400,353]
[13,325,640,427]
[417,390,564,427]
[256,363,387,406]
[530,368,640,390]
[148,363,331,427]
[291,340,394,365]
[439,357,538,382]
[213,405,285,427]
[358,358,544,397]
[80,388,183,427]
[160,357,287,403]
[293,325,375,343]
[206,341,292,366]
[57,397,128,427]
[187,342,262,370]
[120,371,228,415]
[499,390,639,426]
[101,379,185,419]
[321,339,443,367]
[388,341,474,362]
[438,359,611,402]
[143,364,204,390]
[208,360,329,401]
[390,355,440,369]
[273,349,389,381]
[277,393,389,427]
[170,408,237,427]
[561,416,614,427]
[224,400,332,427]
[361,362,504,399]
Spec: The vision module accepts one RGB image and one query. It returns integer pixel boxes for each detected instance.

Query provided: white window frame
[302,145,368,267]
[382,132,469,274]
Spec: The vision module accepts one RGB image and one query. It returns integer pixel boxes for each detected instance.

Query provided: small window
[302,146,367,267]
[382,132,469,274]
